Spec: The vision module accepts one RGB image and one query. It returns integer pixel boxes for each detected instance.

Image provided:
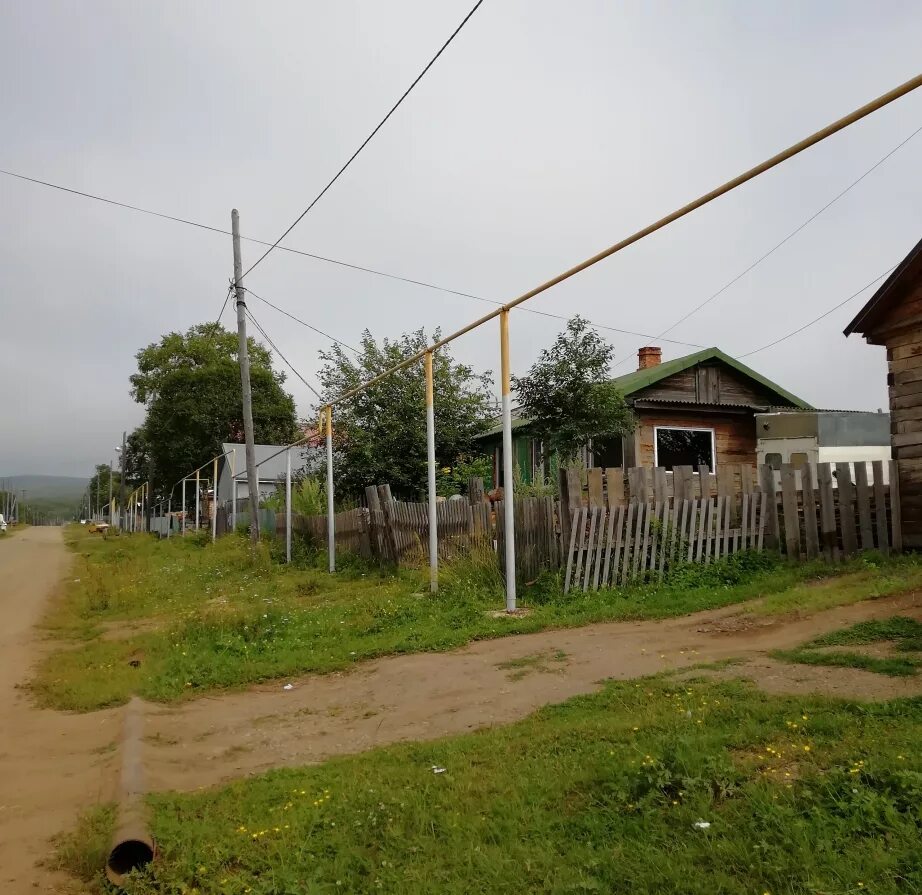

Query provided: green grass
[58,677,922,894]
[777,616,922,678]
[32,529,922,712]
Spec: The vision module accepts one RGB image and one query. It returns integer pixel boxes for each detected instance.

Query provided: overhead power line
[612,119,922,369]
[736,263,897,358]
[245,287,360,354]
[239,0,485,280]
[244,307,325,402]
[0,167,704,349]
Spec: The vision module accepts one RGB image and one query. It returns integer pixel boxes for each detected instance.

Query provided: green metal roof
[611,347,811,408]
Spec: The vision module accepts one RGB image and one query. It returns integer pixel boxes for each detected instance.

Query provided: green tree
[130,324,299,494]
[316,329,496,499]
[512,316,633,463]
[88,463,122,513]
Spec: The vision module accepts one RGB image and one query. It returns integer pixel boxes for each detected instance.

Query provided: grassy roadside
[58,675,922,894]
[776,617,922,677]
[31,528,922,712]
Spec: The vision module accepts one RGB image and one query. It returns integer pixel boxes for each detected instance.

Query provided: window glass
[790,452,808,469]
[592,436,624,469]
[765,453,782,471]
[656,428,714,471]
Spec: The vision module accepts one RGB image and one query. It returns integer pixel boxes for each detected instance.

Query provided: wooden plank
[836,463,859,555]
[758,463,781,550]
[618,503,635,585]
[697,464,712,499]
[673,465,694,501]
[740,464,755,494]
[656,498,671,580]
[587,468,605,509]
[572,507,589,591]
[694,498,707,562]
[853,462,875,551]
[780,464,801,560]
[669,498,682,571]
[583,508,600,592]
[731,492,740,554]
[653,467,668,503]
[890,459,903,552]
[631,502,646,580]
[740,492,749,550]
[600,505,618,588]
[627,467,644,503]
[644,500,663,572]
[871,460,890,555]
[800,463,819,560]
[722,495,733,558]
[593,508,611,589]
[756,491,768,552]
[687,499,698,562]
[562,508,580,593]
[606,468,625,507]
[816,462,837,561]
[749,488,759,550]
[609,505,626,587]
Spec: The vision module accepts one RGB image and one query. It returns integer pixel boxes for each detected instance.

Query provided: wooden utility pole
[118,430,126,530]
[231,209,260,544]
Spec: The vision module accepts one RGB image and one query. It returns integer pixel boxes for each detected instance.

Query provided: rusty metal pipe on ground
[106,697,154,886]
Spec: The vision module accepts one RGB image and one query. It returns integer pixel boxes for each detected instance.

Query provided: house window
[654,427,715,471]
[765,453,782,471]
[790,452,808,469]
[591,436,624,469]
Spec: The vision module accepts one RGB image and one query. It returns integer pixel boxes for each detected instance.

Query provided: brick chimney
[638,346,662,370]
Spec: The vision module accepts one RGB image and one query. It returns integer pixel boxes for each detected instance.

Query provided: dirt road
[0,528,119,894]
[2,529,921,893]
[144,589,922,795]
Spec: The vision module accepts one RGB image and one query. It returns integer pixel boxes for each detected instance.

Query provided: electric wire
[240,0,485,280]
[244,288,361,354]
[612,121,922,369]
[736,263,898,358]
[244,306,325,401]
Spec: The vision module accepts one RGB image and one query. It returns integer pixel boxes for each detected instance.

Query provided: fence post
[499,309,516,612]
[325,406,336,573]
[181,478,186,536]
[758,464,780,550]
[195,468,201,532]
[212,457,218,542]
[425,351,438,593]
[286,447,292,564]
[167,498,172,538]
[378,484,400,563]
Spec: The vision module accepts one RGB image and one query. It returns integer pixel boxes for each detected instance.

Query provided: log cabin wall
[859,274,922,548]
[633,410,757,468]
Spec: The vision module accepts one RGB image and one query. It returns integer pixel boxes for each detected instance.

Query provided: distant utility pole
[231,208,260,544]
[118,430,126,530]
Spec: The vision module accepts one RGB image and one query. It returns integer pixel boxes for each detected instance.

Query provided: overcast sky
[2,0,921,478]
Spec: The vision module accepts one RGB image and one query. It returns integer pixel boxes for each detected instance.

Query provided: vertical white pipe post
[167,497,172,538]
[500,310,517,612]
[425,351,438,593]
[285,447,292,564]
[325,407,335,573]
[195,469,200,531]
[181,478,186,536]
[231,448,237,532]
[212,458,218,542]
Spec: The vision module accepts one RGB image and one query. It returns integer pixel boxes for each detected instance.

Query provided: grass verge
[776,616,922,677]
[32,528,922,711]
[58,676,922,894]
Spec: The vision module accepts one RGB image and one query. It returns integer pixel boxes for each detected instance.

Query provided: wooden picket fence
[563,460,901,592]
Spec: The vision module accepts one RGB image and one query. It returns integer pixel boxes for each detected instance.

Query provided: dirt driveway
[2,528,922,893]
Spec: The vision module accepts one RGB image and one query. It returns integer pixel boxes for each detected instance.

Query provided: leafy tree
[88,463,122,513]
[512,316,633,463]
[316,329,496,499]
[130,324,299,494]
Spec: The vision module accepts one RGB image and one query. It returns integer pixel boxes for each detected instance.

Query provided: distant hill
[1,474,89,516]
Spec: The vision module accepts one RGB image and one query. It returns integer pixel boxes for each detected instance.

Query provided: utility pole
[118,431,126,530]
[231,208,260,545]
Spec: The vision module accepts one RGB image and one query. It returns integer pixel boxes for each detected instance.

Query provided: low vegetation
[58,675,922,894]
[777,616,922,677]
[32,527,922,712]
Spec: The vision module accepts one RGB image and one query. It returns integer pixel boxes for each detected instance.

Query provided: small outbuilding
[845,235,922,547]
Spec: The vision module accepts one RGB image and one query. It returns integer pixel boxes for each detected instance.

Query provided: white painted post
[231,448,238,532]
[167,497,172,538]
[500,310,516,612]
[325,407,335,573]
[285,447,292,564]
[195,469,200,531]
[181,478,186,536]
[212,457,218,542]
[425,351,438,593]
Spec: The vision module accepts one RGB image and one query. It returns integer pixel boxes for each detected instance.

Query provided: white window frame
[653,426,717,471]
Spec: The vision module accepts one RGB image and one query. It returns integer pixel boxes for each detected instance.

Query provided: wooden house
[476,346,809,486]
[845,235,922,547]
